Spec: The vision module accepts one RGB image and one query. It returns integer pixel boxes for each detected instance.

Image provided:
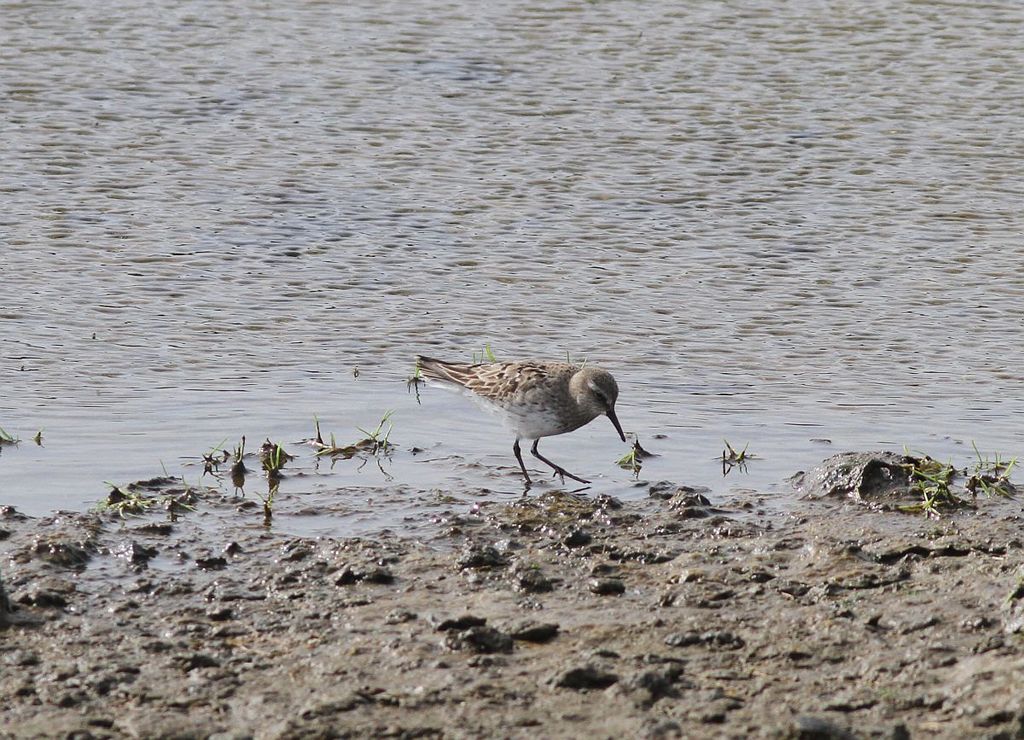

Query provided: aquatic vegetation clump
[311,412,395,459]
[260,439,293,481]
[721,440,757,475]
[899,445,1016,518]
[617,437,655,479]
[96,478,197,520]
[230,436,248,489]
[201,438,232,476]
[407,363,424,402]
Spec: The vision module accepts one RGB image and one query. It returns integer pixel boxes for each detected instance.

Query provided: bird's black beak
[607,406,626,442]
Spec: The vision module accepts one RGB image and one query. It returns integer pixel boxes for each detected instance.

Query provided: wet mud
[2,456,1024,739]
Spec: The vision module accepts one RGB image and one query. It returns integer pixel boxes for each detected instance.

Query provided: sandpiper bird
[416,355,626,486]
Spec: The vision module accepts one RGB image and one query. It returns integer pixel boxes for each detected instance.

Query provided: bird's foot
[550,467,590,485]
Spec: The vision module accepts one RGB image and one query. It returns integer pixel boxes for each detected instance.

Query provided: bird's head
[570,366,626,442]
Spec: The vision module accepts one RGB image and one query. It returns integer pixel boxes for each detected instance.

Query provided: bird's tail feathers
[415,355,476,386]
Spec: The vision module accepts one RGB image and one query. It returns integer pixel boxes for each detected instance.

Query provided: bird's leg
[513,439,533,488]
[530,439,590,485]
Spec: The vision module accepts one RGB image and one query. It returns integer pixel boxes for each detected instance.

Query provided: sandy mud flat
[2,461,1023,739]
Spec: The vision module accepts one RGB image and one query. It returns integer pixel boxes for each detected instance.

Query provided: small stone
[436,615,487,632]
[513,566,554,594]
[444,626,513,654]
[457,545,508,570]
[504,619,560,643]
[115,540,158,566]
[385,609,417,625]
[621,665,685,706]
[335,566,360,585]
[280,541,313,561]
[0,506,29,520]
[589,578,626,596]
[16,588,68,609]
[195,556,227,571]
[178,653,221,671]
[361,567,394,584]
[31,538,91,568]
[665,632,702,648]
[665,631,744,650]
[563,529,592,548]
[703,630,745,649]
[132,523,173,536]
[553,664,619,690]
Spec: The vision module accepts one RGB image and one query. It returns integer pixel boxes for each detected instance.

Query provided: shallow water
[3,1,1024,523]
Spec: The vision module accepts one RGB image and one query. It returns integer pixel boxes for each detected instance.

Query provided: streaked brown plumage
[416,355,626,486]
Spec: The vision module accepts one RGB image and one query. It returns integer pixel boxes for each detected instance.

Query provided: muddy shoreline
[2,466,1024,739]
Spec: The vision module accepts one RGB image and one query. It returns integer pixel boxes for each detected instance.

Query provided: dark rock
[30,537,91,568]
[195,556,228,571]
[335,565,394,586]
[457,545,508,570]
[589,578,626,596]
[178,653,221,671]
[649,482,712,502]
[435,615,487,632]
[665,631,744,650]
[563,529,592,548]
[0,506,29,521]
[131,523,173,536]
[503,619,560,643]
[647,720,685,739]
[608,548,674,565]
[553,664,619,690]
[444,626,513,654]
[361,566,395,584]
[667,489,713,515]
[0,528,10,541]
[335,565,360,585]
[385,609,417,625]
[126,476,180,491]
[206,608,234,622]
[280,541,313,562]
[794,451,915,501]
[777,581,811,598]
[115,540,158,566]
[621,665,685,706]
[17,588,68,609]
[512,565,554,593]
[593,494,623,511]
[665,632,702,648]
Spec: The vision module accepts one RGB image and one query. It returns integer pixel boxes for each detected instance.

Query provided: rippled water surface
[3,1,1024,523]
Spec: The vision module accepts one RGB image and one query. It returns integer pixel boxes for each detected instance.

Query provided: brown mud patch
[2,472,1024,739]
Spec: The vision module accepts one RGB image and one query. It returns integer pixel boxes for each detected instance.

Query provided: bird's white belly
[500,403,572,440]
[438,381,584,440]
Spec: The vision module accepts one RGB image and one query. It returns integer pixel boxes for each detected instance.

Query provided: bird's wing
[416,357,574,404]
